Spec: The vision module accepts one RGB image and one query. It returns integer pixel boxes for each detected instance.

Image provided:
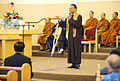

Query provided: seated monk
[97,13,109,44]
[84,11,98,39]
[101,12,120,47]
[37,17,55,51]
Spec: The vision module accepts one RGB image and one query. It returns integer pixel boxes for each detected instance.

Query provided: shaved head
[45,17,51,23]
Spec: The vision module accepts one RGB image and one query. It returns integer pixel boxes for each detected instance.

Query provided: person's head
[45,17,51,24]
[10,2,14,7]
[69,4,77,14]
[110,48,120,57]
[89,11,94,18]
[106,54,120,73]
[101,13,106,19]
[112,12,118,19]
[14,41,25,53]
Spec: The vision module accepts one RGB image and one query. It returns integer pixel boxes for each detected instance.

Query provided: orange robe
[101,18,120,46]
[38,23,55,45]
[96,19,109,43]
[84,18,98,39]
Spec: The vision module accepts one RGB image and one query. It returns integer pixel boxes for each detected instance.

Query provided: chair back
[85,29,96,35]
[0,63,30,81]
[0,70,21,81]
[0,70,18,81]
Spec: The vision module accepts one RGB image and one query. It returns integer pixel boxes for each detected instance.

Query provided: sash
[66,12,79,39]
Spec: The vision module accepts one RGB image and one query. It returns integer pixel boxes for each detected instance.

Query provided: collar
[16,52,22,54]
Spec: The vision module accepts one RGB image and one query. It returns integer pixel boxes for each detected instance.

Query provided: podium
[0,30,39,60]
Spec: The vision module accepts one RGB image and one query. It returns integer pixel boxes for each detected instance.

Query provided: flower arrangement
[3,11,23,24]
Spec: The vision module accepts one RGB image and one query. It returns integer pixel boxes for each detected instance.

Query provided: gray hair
[106,54,120,69]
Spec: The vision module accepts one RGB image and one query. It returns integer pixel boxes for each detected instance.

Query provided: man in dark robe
[58,4,82,69]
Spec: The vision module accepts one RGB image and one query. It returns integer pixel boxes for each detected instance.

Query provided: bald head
[106,54,120,70]
[101,13,106,19]
[89,11,94,18]
[45,17,51,24]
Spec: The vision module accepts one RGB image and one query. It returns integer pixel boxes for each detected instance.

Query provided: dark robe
[60,14,82,64]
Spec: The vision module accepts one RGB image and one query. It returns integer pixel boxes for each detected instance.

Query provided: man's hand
[61,16,66,21]
[68,16,72,19]
[38,32,43,35]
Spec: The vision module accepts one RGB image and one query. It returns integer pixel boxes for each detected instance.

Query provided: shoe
[58,49,64,54]
[68,64,76,68]
[46,49,51,52]
[75,64,80,69]
[40,49,45,51]
[98,44,100,48]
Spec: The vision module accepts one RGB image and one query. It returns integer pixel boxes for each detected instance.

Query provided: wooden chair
[0,70,18,81]
[81,29,98,53]
[96,64,105,81]
[116,30,120,48]
[0,63,31,81]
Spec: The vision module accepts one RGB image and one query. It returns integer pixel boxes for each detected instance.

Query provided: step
[32,50,109,60]
[32,45,116,53]
[32,78,62,81]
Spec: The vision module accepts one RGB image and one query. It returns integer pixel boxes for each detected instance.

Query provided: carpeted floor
[32,57,106,81]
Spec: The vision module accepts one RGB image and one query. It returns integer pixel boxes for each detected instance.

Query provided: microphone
[69,13,72,16]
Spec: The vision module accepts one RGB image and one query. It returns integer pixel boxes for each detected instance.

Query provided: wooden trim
[95,29,98,53]
[0,67,21,71]
[0,70,18,81]
[0,63,31,81]
[26,17,59,29]
[82,29,98,53]
[96,64,105,80]
[26,18,59,24]
[0,75,7,79]
[21,63,31,81]
[7,70,18,81]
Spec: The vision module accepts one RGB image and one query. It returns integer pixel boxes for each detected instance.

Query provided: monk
[101,12,120,47]
[37,17,55,51]
[97,13,109,43]
[57,4,82,69]
[84,11,98,39]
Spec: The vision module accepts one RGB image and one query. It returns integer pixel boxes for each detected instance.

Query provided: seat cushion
[81,39,95,41]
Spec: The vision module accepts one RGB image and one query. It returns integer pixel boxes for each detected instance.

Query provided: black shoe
[40,49,45,51]
[68,64,75,68]
[75,64,80,69]
[46,49,51,52]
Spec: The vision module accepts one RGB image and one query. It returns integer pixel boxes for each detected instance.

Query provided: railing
[26,18,59,29]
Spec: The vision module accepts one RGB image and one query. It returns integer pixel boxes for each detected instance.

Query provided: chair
[81,29,98,53]
[96,64,105,81]
[0,70,18,81]
[0,63,31,81]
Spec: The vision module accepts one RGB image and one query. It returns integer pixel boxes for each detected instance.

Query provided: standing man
[58,4,82,69]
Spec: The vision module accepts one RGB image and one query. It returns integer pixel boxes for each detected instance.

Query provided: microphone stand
[15,25,34,43]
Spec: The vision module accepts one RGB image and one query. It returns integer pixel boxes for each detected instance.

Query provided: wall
[0,0,120,45]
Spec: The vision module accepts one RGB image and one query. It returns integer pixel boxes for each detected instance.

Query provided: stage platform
[31,45,115,81]
[32,57,106,81]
